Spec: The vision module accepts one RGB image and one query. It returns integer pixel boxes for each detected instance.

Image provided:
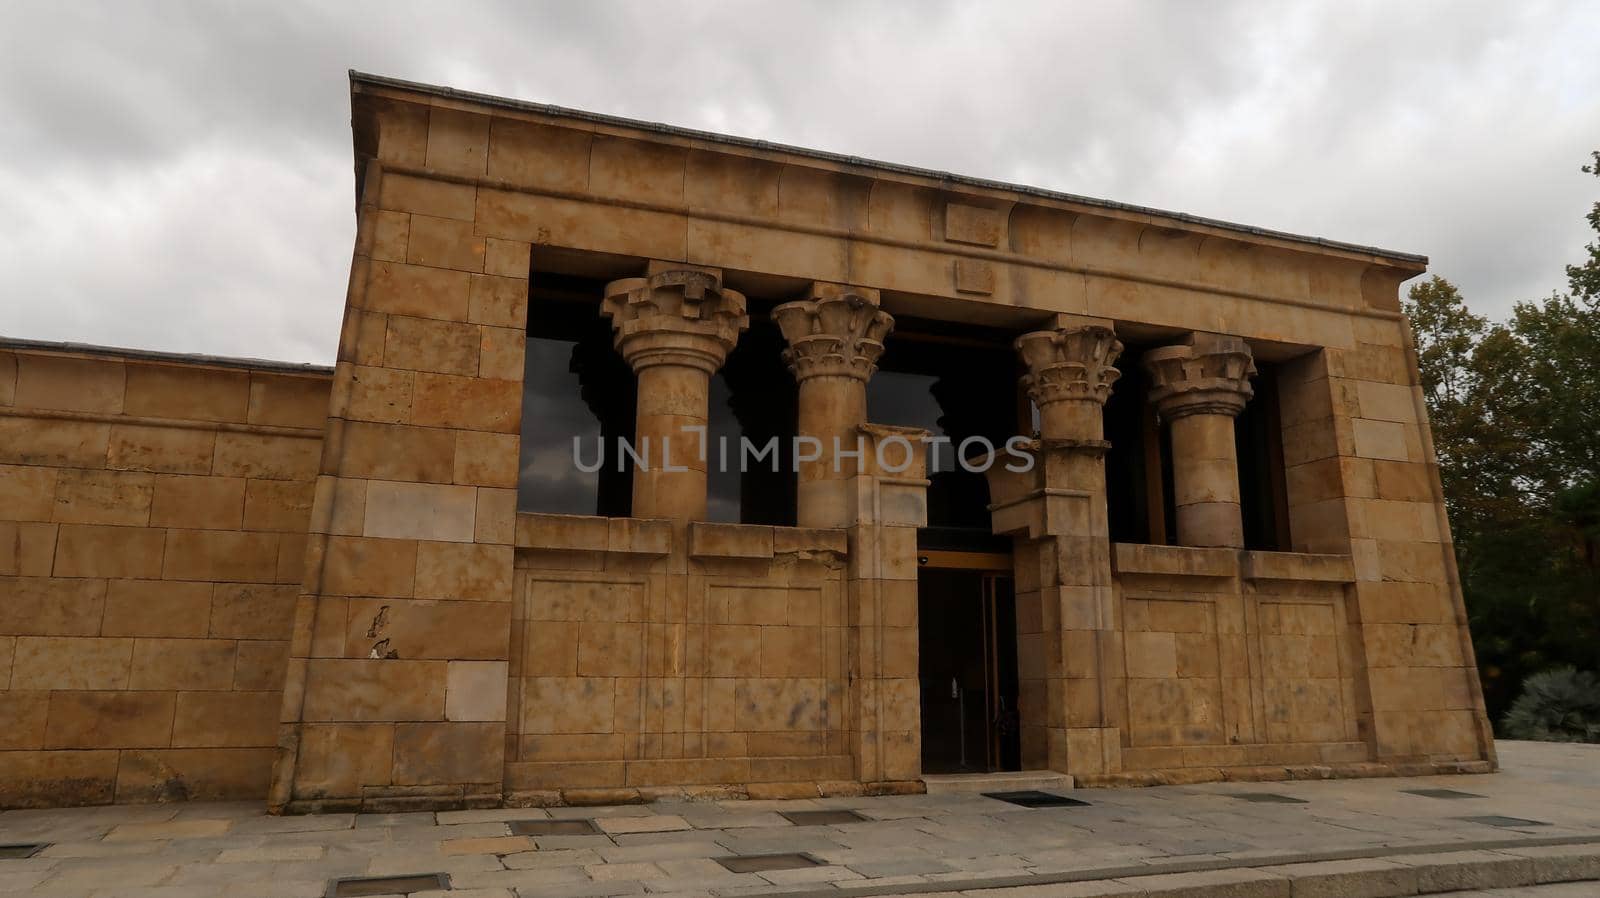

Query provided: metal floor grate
[1457,815,1550,828]
[1230,793,1308,804]
[781,809,869,826]
[1402,788,1486,800]
[327,872,450,897]
[715,852,823,873]
[0,844,47,859]
[508,818,602,836]
[983,790,1091,808]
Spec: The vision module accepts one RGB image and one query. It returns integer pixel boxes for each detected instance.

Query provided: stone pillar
[1143,333,1255,548]
[846,423,929,785]
[601,264,748,522]
[772,284,894,529]
[998,320,1123,777]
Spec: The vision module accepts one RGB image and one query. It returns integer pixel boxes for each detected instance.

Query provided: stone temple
[0,73,1495,812]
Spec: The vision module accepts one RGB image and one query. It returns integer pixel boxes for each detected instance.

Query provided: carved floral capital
[772,291,894,382]
[1014,326,1124,407]
[602,268,749,374]
[1142,333,1256,419]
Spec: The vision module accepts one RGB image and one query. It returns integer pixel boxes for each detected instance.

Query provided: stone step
[922,770,1075,794]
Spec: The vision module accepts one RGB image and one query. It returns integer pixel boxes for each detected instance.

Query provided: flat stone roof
[351,70,1428,267]
[0,336,333,376]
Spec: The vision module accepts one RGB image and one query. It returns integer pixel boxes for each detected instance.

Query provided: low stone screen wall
[0,342,330,807]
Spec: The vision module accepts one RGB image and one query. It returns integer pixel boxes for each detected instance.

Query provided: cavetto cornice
[349,70,1426,271]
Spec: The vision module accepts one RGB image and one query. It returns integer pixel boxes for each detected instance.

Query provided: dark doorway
[918,562,1020,774]
[868,319,1024,553]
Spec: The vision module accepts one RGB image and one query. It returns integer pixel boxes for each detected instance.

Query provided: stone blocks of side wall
[272,160,529,812]
[1275,340,1488,764]
[0,346,330,808]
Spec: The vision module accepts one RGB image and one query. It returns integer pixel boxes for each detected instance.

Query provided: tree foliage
[1405,151,1600,725]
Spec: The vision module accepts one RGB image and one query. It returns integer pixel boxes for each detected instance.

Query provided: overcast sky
[1,1,1596,364]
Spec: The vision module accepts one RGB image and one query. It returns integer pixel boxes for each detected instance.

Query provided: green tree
[1566,151,1600,303]
[1405,150,1600,723]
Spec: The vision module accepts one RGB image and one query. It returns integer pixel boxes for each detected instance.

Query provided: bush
[1501,667,1600,742]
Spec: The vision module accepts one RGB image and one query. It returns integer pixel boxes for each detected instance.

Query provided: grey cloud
[1,0,1595,364]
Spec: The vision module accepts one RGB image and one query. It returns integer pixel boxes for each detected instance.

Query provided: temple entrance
[918,553,1021,775]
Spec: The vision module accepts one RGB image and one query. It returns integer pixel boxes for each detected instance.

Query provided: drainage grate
[1230,793,1308,804]
[1458,815,1550,828]
[715,852,823,873]
[0,844,47,859]
[781,809,868,826]
[1402,788,1485,800]
[326,873,450,897]
[983,790,1091,808]
[508,818,601,836]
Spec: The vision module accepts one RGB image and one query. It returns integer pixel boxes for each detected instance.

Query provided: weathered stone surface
[2,78,1492,812]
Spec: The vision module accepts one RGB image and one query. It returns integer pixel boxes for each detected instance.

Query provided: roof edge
[0,336,334,376]
[349,70,1429,268]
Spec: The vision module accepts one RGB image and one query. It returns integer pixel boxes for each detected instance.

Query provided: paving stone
[502,848,604,869]
[535,834,618,851]
[353,812,437,828]
[450,865,590,890]
[1257,857,1417,897]
[1117,866,1290,897]
[368,852,504,876]
[964,881,1143,897]
[437,808,550,825]
[1499,843,1600,883]
[757,863,864,885]
[40,861,179,890]
[586,861,663,881]
[1392,849,1538,891]
[0,869,52,891]
[512,881,645,897]
[231,814,356,834]
[848,856,955,877]
[104,820,232,842]
[595,816,691,835]
[216,844,326,863]
[216,881,327,897]
[441,835,536,855]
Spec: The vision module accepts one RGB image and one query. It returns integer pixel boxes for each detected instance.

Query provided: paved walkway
[1439,887,1600,897]
[1,742,1597,897]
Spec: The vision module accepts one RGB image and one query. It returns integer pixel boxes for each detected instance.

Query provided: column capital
[1015,325,1123,408]
[602,265,749,374]
[772,285,893,382]
[1143,332,1256,419]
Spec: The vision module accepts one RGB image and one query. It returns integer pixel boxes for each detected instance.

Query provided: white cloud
[1,0,1595,363]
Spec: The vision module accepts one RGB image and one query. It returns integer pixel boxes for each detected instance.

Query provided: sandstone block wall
[0,343,330,807]
[504,516,858,800]
[269,153,531,813]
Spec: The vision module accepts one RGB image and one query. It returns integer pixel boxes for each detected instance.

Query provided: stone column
[1003,321,1124,776]
[1143,333,1256,548]
[602,263,748,522]
[772,284,894,529]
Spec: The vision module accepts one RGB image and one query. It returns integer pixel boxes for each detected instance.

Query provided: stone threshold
[1074,757,1494,788]
[761,834,1600,898]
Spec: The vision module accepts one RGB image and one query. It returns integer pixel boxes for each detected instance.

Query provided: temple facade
[0,73,1494,812]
